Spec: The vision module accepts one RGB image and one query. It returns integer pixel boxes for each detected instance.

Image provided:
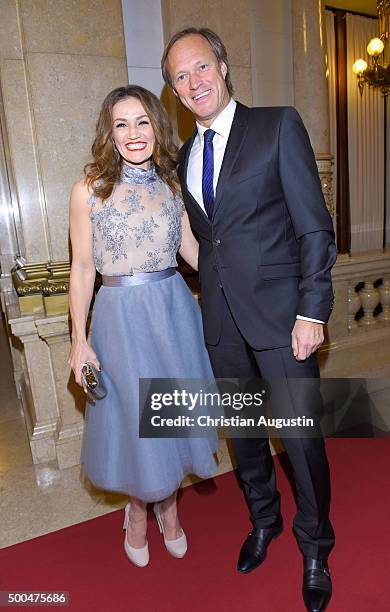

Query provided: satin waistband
[101,268,176,287]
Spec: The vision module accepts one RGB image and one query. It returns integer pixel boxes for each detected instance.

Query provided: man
[162,28,336,612]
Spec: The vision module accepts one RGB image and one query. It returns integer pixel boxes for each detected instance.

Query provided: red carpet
[1,439,389,611]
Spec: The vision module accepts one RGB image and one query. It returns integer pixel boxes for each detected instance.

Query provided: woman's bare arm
[67,180,99,384]
[179,210,199,271]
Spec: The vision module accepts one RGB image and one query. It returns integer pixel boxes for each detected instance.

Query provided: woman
[68,85,218,568]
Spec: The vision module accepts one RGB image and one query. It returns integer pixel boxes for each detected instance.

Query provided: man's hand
[291,320,324,361]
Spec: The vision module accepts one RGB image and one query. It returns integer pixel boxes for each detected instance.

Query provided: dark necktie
[202,129,216,220]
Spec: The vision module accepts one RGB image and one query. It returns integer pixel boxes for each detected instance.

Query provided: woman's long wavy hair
[85,85,180,199]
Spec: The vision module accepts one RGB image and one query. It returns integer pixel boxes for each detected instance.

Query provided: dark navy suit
[178,103,336,560]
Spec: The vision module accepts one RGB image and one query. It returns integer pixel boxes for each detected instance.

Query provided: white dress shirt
[187,98,237,213]
[186,98,324,325]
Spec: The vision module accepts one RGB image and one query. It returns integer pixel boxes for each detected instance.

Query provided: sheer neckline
[120,162,158,185]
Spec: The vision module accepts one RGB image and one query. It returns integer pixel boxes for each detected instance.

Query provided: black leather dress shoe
[237,522,283,573]
[302,557,332,612]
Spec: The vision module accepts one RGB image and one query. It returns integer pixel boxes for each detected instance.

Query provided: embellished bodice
[89,164,184,276]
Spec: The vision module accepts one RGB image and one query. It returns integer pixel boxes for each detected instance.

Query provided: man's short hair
[161,27,234,96]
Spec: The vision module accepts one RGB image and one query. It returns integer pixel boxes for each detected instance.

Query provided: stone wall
[0,0,128,267]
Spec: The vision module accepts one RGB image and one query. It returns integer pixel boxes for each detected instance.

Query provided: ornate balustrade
[3,250,390,467]
[319,250,390,377]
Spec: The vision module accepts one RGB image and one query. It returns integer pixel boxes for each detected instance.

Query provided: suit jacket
[178,102,337,350]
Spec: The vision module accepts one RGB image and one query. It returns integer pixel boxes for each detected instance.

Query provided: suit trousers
[206,290,335,560]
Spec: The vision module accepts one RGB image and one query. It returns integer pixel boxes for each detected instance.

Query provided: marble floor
[0,314,234,549]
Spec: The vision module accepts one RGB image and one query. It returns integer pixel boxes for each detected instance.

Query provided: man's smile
[192,89,211,101]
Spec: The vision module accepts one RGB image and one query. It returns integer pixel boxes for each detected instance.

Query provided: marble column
[291,0,334,218]
[0,0,128,268]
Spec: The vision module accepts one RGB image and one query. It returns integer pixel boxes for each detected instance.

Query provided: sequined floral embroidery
[160,195,183,259]
[89,164,184,274]
[94,202,131,263]
[121,189,144,214]
[130,217,160,248]
[145,179,160,199]
[94,249,104,273]
[140,250,163,271]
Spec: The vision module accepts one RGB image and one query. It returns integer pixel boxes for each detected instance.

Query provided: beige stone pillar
[35,317,85,470]
[291,0,334,217]
[8,305,87,469]
[8,313,59,464]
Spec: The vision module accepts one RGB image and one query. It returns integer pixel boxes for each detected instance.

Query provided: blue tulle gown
[80,163,218,501]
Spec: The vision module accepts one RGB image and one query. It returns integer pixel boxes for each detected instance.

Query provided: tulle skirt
[81,271,218,502]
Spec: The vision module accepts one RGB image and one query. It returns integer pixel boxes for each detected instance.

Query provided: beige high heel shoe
[153,502,187,558]
[123,503,149,567]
